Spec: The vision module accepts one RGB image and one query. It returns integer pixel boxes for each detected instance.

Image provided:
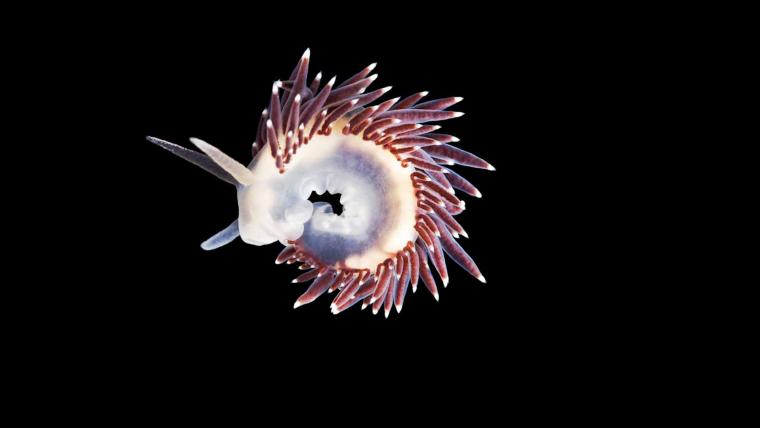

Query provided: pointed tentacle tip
[188,137,206,147]
[434,292,440,302]
[384,308,391,318]
[477,275,486,284]
[293,300,304,309]
[486,163,496,171]
[368,62,377,72]
[302,48,311,59]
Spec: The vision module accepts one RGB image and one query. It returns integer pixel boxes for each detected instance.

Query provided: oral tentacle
[200,220,240,251]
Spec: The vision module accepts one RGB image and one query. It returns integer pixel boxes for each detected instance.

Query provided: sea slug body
[148,49,495,317]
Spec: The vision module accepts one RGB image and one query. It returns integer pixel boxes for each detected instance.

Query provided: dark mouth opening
[308,191,343,215]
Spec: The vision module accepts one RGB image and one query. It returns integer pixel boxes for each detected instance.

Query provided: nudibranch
[148,49,494,317]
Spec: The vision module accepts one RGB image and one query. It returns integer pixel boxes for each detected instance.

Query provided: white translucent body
[237,119,418,270]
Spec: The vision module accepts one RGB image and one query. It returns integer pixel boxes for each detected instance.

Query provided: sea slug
[148,49,494,317]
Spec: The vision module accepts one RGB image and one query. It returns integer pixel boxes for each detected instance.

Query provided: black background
[9,3,686,417]
[68,6,625,382]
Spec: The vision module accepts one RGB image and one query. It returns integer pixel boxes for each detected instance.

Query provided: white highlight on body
[237,118,418,270]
